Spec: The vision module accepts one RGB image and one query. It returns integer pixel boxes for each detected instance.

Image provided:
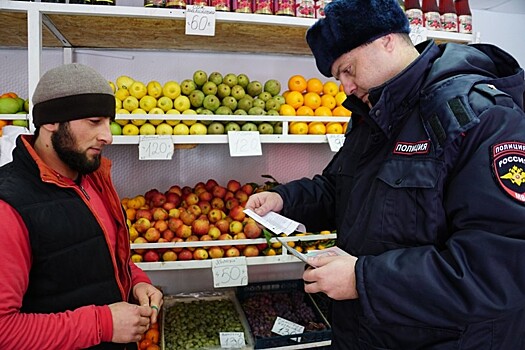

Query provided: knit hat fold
[32,63,115,127]
[306,0,411,77]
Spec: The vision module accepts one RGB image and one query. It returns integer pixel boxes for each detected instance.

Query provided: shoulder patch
[491,141,525,203]
[393,140,430,156]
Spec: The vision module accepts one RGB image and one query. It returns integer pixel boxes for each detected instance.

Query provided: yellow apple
[173,123,190,135]
[157,96,174,112]
[173,95,191,112]
[139,123,156,135]
[189,122,207,135]
[123,96,139,112]
[115,88,130,101]
[140,95,157,112]
[165,109,181,126]
[116,75,134,90]
[147,80,163,99]
[115,97,122,110]
[129,81,147,99]
[163,81,181,100]
[131,119,146,126]
[131,108,147,115]
[109,81,116,94]
[148,118,164,126]
[156,123,173,135]
[122,123,140,136]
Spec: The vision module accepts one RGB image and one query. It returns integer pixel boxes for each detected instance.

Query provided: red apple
[185,235,199,251]
[134,217,151,233]
[187,204,202,217]
[229,205,246,222]
[208,226,221,240]
[180,211,197,225]
[156,237,169,253]
[170,237,184,252]
[198,200,211,215]
[212,185,227,199]
[144,188,161,202]
[184,193,200,206]
[208,208,224,223]
[168,208,181,219]
[234,190,249,204]
[215,219,230,233]
[256,242,268,251]
[205,179,219,191]
[243,222,262,239]
[162,250,177,261]
[181,186,193,197]
[150,192,167,207]
[210,197,225,210]
[199,234,213,241]
[136,209,153,221]
[242,245,260,257]
[167,185,182,196]
[162,229,175,241]
[175,224,192,239]
[133,236,148,254]
[193,247,209,260]
[162,202,176,211]
[218,233,233,249]
[151,207,169,221]
[233,232,247,250]
[225,246,240,257]
[178,248,193,260]
[165,192,182,207]
[224,191,235,201]
[168,217,183,232]
[154,219,168,233]
[225,198,240,211]
[241,183,255,195]
[208,246,224,259]
[143,250,160,262]
[198,191,213,202]
[144,227,161,242]
[192,218,210,236]
[229,220,243,234]
[227,179,242,193]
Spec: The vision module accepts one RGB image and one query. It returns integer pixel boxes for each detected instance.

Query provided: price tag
[138,135,174,160]
[409,25,428,46]
[271,316,305,342]
[326,134,345,152]
[228,131,262,157]
[185,5,216,36]
[212,257,248,288]
[219,332,246,348]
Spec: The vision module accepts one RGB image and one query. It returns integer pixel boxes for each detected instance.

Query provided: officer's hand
[245,192,284,216]
[303,255,359,300]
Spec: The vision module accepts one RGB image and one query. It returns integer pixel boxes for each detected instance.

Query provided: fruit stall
[0,1,479,348]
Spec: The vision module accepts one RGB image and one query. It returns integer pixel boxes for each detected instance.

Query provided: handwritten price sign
[326,134,345,152]
[138,136,174,160]
[409,25,428,46]
[212,257,248,288]
[228,131,262,157]
[271,316,305,342]
[219,332,246,348]
[185,5,216,36]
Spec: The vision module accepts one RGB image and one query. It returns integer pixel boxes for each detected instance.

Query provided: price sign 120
[228,131,262,157]
[138,136,174,160]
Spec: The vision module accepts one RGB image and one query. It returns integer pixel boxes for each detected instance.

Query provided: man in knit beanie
[0,63,163,349]
[247,0,525,348]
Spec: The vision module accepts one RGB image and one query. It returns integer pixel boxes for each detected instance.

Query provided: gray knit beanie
[32,63,115,128]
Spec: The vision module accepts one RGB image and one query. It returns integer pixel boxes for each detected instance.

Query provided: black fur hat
[306,0,410,77]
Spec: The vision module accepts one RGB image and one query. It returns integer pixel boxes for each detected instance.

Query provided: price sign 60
[185,5,216,36]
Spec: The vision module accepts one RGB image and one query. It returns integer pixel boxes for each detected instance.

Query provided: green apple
[207,121,225,134]
[24,98,30,113]
[217,83,231,99]
[223,73,238,88]
[237,96,253,112]
[193,70,208,87]
[267,109,280,116]
[225,121,241,132]
[265,97,282,112]
[203,95,220,112]
[189,90,205,108]
[198,108,214,115]
[264,79,282,96]
[12,119,29,128]
[0,98,20,114]
[202,81,218,96]
[258,122,274,134]
[247,81,263,97]
[258,91,272,102]
[252,98,266,110]
[241,122,258,131]
[231,85,246,101]
[156,123,174,135]
[215,106,233,115]
[180,79,197,96]
[110,121,122,135]
[157,96,174,112]
[237,73,250,88]
[234,109,247,115]
[221,96,238,111]
[248,106,266,115]
[274,94,286,106]
[273,121,283,134]
[208,72,223,86]
[162,81,181,99]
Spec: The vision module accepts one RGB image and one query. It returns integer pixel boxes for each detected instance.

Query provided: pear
[208,72,223,86]
[193,70,208,87]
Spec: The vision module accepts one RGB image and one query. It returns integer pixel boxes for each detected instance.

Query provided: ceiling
[470,0,525,14]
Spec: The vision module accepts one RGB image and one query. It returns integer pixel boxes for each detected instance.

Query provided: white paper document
[243,209,306,235]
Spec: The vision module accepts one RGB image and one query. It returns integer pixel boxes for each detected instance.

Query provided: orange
[308,121,326,135]
[144,328,160,344]
[282,90,290,99]
[287,75,307,92]
[0,92,18,99]
[323,81,339,97]
[314,106,333,116]
[335,91,347,106]
[126,208,137,221]
[303,92,321,110]
[296,105,314,116]
[285,90,304,109]
[146,345,160,350]
[289,121,309,134]
[332,106,352,117]
[139,339,152,350]
[326,122,344,134]
[321,94,337,110]
[306,78,324,94]
[0,120,9,128]
[279,104,296,116]
[340,83,344,92]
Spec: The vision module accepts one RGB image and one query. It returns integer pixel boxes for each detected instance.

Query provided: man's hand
[109,302,152,343]
[245,192,284,216]
[133,282,163,324]
[303,255,359,300]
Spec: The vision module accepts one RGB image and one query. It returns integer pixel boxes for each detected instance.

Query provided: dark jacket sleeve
[356,104,525,328]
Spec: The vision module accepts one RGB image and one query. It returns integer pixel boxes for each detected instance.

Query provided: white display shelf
[0,113,28,120]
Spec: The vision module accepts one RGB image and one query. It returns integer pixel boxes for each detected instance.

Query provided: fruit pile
[138,323,160,350]
[163,296,247,349]
[124,178,271,263]
[0,92,30,136]
[109,71,351,136]
[281,75,351,135]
